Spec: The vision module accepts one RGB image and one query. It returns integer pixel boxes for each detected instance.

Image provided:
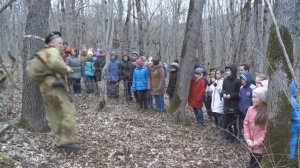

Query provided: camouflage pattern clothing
[38,46,77,146]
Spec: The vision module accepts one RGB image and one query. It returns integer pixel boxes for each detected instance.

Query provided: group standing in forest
[25,31,300,168]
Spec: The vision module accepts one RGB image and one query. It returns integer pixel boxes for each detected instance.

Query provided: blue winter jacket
[84,59,95,77]
[290,80,300,123]
[239,72,255,113]
[132,66,148,91]
[108,60,121,82]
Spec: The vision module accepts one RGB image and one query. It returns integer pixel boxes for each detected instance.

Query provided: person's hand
[252,141,259,147]
[223,94,227,98]
[246,139,253,147]
[67,66,73,73]
[226,94,231,99]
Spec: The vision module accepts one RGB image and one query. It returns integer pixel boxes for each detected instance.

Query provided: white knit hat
[253,87,268,103]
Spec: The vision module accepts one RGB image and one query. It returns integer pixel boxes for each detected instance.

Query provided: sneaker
[58,143,81,152]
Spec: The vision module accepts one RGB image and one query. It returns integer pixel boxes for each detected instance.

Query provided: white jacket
[210,78,224,114]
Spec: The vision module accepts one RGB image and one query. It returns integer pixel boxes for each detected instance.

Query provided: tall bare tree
[169,0,205,122]
[136,0,144,54]
[124,0,132,51]
[21,0,51,132]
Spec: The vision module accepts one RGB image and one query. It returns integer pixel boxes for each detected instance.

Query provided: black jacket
[222,64,241,114]
[166,69,178,97]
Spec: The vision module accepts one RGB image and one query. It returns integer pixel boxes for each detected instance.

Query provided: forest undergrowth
[0,83,248,168]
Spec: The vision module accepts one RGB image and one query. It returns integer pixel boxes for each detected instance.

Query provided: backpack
[26,50,54,83]
[84,61,95,76]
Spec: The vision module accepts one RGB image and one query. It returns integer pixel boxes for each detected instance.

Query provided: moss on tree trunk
[264,25,296,167]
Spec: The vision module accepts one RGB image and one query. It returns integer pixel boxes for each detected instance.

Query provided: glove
[246,139,253,147]
[213,83,217,87]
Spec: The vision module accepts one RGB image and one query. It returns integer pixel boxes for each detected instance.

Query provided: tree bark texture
[136,0,144,55]
[21,0,51,132]
[168,0,205,123]
[265,25,295,167]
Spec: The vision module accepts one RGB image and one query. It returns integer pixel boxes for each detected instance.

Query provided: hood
[122,55,131,62]
[151,63,162,70]
[225,64,237,80]
[240,72,252,86]
[290,80,298,97]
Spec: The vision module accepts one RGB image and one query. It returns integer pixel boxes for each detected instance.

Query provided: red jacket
[188,77,205,108]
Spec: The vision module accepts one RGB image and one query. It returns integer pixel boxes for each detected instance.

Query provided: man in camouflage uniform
[26,31,80,151]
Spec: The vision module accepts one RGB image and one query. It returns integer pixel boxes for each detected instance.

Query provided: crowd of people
[62,42,271,167]
[27,31,300,167]
[186,64,269,168]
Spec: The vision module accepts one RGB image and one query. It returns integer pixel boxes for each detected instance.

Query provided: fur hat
[194,67,204,75]
[253,87,268,103]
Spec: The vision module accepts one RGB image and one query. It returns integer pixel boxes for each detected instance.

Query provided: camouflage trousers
[40,86,77,146]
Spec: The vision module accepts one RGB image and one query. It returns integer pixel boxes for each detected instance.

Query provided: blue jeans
[148,92,153,108]
[154,95,164,112]
[193,107,204,124]
[290,122,300,160]
[85,76,94,94]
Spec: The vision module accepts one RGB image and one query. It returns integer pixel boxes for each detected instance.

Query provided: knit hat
[135,58,144,67]
[253,87,268,103]
[171,62,179,68]
[111,51,118,56]
[194,67,204,75]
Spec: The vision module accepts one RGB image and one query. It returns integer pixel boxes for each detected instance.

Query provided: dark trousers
[137,90,147,109]
[212,112,223,128]
[223,113,237,140]
[71,78,81,94]
[107,81,119,99]
[123,80,132,101]
[134,91,139,103]
[247,153,262,168]
[204,95,213,117]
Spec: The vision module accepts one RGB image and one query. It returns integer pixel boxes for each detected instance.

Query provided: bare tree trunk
[265,25,295,167]
[136,0,144,55]
[168,0,205,123]
[99,0,114,110]
[229,0,236,63]
[60,0,67,40]
[21,0,51,132]
[292,0,300,84]
[124,0,132,51]
[234,0,252,65]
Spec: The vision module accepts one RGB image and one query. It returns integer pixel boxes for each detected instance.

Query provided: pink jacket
[243,106,267,154]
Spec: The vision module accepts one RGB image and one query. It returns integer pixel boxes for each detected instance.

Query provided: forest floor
[0,83,249,168]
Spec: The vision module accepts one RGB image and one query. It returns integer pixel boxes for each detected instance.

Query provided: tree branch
[265,0,298,84]
[0,0,16,14]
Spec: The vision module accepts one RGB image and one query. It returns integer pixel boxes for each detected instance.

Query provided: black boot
[58,143,81,152]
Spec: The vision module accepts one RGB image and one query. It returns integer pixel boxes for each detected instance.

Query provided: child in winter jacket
[166,62,179,102]
[188,68,206,125]
[289,80,300,161]
[238,72,256,138]
[210,69,224,127]
[243,87,268,168]
[84,53,95,95]
[132,58,148,110]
